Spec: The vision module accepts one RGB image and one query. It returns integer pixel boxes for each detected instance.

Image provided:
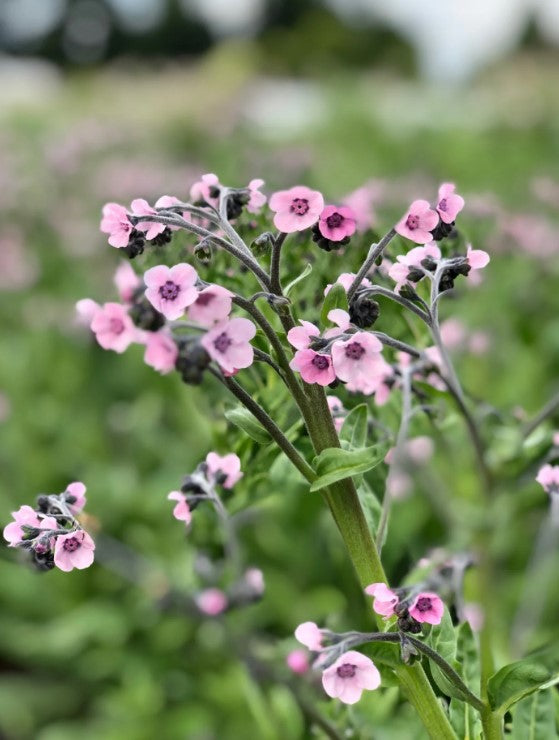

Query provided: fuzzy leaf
[224,406,271,444]
[320,282,348,326]
[449,623,483,739]
[310,445,385,492]
[284,263,312,297]
[339,404,368,449]
[488,645,559,714]
[511,689,558,740]
[357,480,383,533]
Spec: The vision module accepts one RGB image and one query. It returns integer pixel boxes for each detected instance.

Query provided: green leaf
[284,263,312,297]
[488,645,559,714]
[426,608,462,701]
[339,404,368,449]
[511,689,558,740]
[449,623,483,740]
[320,282,348,326]
[357,479,382,533]
[309,445,385,492]
[224,406,271,444]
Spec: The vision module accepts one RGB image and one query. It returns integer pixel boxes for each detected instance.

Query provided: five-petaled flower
[54,530,96,572]
[321,651,381,705]
[100,202,133,248]
[269,186,324,232]
[130,198,166,240]
[246,178,267,214]
[294,621,324,651]
[201,317,256,374]
[206,452,243,489]
[144,263,198,321]
[436,183,465,224]
[143,331,178,374]
[90,302,140,353]
[395,200,439,244]
[318,205,357,242]
[365,582,399,617]
[188,284,233,327]
[409,592,444,625]
[290,349,336,386]
[331,332,384,394]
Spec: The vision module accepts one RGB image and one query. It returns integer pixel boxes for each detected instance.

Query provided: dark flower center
[195,292,214,307]
[159,280,180,301]
[337,663,357,679]
[438,198,448,212]
[214,332,232,353]
[345,342,365,360]
[312,354,330,370]
[291,198,309,216]
[109,318,125,335]
[415,597,432,612]
[63,536,80,553]
[326,212,344,229]
[406,214,419,230]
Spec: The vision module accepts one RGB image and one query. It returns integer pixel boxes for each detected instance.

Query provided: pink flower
[323,309,351,339]
[64,482,87,514]
[318,205,357,241]
[536,464,559,494]
[201,317,256,374]
[100,202,133,248]
[54,530,95,572]
[466,244,490,270]
[143,331,178,374]
[144,263,198,321]
[388,243,441,291]
[342,182,380,231]
[395,200,439,244]
[331,332,384,393]
[187,284,233,327]
[327,395,346,433]
[294,621,324,651]
[155,195,187,230]
[90,302,139,353]
[324,272,372,296]
[247,178,267,214]
[290,349,336,386]
[269,186,324,232]
[244,568,265,594]
[3,505,42,546]
[190,173,221,207]
[364,582,399,617]
[287,649,309,674]
[167,490,192,525]
[287,320,320,350]
[409,592,444,625]
[76,298,100,325]
[196,588,228,616]
[440,318,467,349]
[130,198,166,240]
[322,651,381,705]
[114,261,140,303]
[205,452,243,489]
[436,183,465,224]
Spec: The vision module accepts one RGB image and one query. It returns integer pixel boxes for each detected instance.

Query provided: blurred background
[1,1,559,738]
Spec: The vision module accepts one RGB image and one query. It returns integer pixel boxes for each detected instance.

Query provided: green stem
[481,707,504,740]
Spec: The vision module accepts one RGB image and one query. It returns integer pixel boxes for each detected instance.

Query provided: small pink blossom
[327,395,346,433]
[114,261,141,303]
[440,318,467,349]
[290,349,336,386]
[324,272,372,296]
[244,568,265,594]
[143,331,178,374]
[167,490,192,525]
[155,195,187,230]
[385,437,434,466]
[342,182,380,231]
[247,178,267,214]
[322,651,381,705]
[196,588,228,616]
[201,317,256,374]
[364,582,399,617]
[466,244,490,270]
[287,320,320,350]
[323,309,351,339]
[395,200,439,244]
[536,464,559,494]
[3,505,42,546]
[294,621,324,651]
[64,482,87,514]
[100,202,133,248]
[190,173,220,207]
[187,284,233,327]
[130,198,166,240]
[76,298,100,325]
[388,243,441,291]
[331,332,384,393]
[54,530,95,572]
[436,183,465,224]
[269,186,324,233]
[206,452,243,489]
[287,649,309,674]
[144,263,198,321]
[318,205,357,241]
[409,592,444,625]
[90,302,139,353]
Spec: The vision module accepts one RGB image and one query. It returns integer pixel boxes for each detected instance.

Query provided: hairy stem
[347,228,397,302]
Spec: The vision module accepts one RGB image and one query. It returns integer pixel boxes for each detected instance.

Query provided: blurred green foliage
[1,46,559,738]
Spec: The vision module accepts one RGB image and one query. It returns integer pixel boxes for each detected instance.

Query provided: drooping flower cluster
[3,482,95,572]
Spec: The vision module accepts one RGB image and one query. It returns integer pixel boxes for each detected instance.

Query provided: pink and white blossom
[323,309,351,338]
[395,200,439,244]
[196,588,228,616]
[167,490,192,525]
[388,243,441,291]
[436,183,465,224]
[289,349,336,386]
[206,452,243,489]
[90,302,139,353]
[54,530,96,572]
[331,332,384,393]
[318,205,357,241]
[294,621,324,651]
[365,582,399,617]
[269,186,324,232]
[100,202,133,248]
[190,173,221,207]
[114,261,141,303]
[324,272,372,296]
[247,178,267,214]
[201,317,256,374]
[187,284,233,327]
[144,263,198,321]
[536,464,559,494]
[322,651,381,705]
[466,244,490,270]
[286,649,309,674]
[130,198,166,240]
[287,320,320,350]
[143,331,178,374]
[64,482,87,514]
[3,505,43,546]
[409,592,444,625]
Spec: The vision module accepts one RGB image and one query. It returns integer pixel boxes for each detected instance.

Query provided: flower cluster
[365,582,444,630]
[3,482,95,572]
[536,464,559,495]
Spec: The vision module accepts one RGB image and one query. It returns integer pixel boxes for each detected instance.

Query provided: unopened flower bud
[129,295,166,332]
[123,229,145,259]
[349,294,380,328]
[195,239,213,265]
[150,227,172,247]
[175,339,211,385]
[430,218,455,241]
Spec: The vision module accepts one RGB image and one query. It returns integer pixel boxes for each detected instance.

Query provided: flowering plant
[5,172,559,739]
